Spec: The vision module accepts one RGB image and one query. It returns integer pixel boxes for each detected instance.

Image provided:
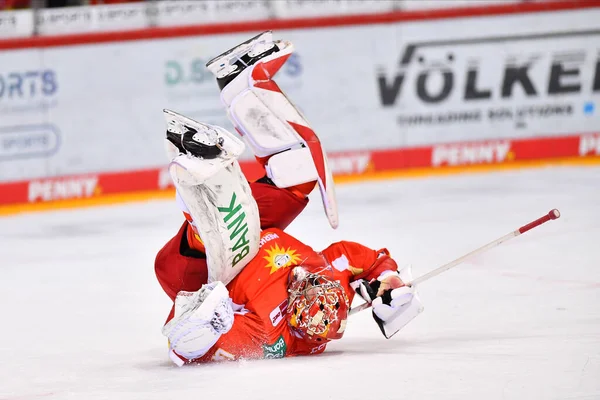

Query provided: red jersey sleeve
[321,241,399,283]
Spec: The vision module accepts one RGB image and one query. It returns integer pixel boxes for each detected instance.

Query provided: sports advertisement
[0,2,598,206]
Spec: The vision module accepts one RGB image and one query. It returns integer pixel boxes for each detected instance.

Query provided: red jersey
[195,228,399,362]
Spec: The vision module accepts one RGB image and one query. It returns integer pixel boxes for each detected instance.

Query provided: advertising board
[0,1,598,209]
[1,132,597,207]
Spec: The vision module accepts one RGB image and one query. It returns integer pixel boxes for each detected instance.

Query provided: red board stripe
[1,133,599,207]
[512,136,580,160]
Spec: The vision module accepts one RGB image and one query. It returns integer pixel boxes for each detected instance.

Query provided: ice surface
[1,166,599,400]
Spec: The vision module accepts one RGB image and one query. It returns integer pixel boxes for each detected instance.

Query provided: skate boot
[205,30,293,90]
[164,110,224,160]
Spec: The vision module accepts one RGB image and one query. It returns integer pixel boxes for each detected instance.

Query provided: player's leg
[154,172,309,302]
[249,177,310,231]
[154,132,312,300]
[207,31,338,229]
[155,107,312,301]
[162,110,261,285]
[154,221,208,301]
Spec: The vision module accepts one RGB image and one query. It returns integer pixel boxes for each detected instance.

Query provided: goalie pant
[172,227,399,363]
[155,179,310,303]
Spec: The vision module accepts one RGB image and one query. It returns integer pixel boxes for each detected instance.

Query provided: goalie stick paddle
[349,209,561,316]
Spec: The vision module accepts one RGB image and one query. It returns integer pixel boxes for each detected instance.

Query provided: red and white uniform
[191,228,399,362]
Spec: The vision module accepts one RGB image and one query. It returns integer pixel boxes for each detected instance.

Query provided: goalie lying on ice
[158,109,423,365]
[163,227,424,365]
[157,110,423,365]
[154,31,423,365]
[155,30,337,302]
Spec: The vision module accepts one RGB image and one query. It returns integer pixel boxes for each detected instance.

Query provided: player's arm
[321,241,424,339]
[162,282,267,365]
[321,241,399,284]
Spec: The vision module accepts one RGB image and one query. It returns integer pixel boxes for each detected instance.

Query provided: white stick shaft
[349,209,560,317]
[410,208,560,286]
[409,230,518,286]
[348,231,519,316]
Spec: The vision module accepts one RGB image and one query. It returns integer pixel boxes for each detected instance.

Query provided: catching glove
[162,281,234,365]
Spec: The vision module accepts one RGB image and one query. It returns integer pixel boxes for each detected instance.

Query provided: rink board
[0,0,599,209]
[0,132,599,213]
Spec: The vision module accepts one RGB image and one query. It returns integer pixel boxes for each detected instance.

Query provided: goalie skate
[165,112,224,161]
[206,31,281,89]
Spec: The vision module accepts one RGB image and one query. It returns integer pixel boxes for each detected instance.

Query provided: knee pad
[265,147,318,189]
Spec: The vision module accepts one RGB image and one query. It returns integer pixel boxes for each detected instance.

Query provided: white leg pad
[164,110,261,285]
[265,148,318,188]
[228,88,303,157]
[212,35,339,228]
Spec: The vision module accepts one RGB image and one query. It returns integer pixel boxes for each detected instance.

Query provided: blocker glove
[353,266,424,339]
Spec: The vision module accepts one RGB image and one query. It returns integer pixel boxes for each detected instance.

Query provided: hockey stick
[349,209,561,316]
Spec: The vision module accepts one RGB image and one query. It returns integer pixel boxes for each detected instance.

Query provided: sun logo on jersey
[263,244,302,274]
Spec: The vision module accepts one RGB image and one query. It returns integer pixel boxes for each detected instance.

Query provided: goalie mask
[287,266,349,343]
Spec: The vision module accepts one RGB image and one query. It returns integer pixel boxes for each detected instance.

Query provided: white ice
[1,166,599,400]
